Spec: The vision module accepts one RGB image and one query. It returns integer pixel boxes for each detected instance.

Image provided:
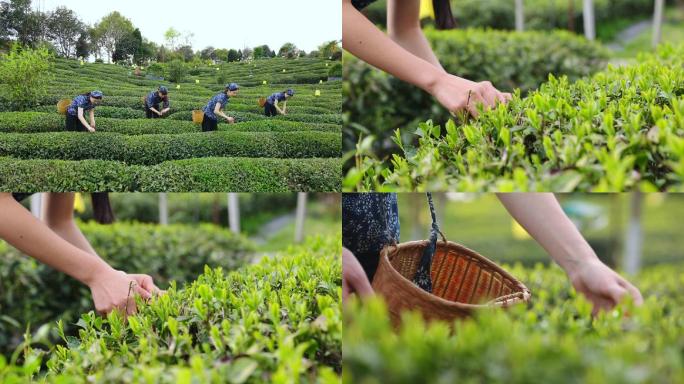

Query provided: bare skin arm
[342,0,509,116]
[214,103,235,123]
[273,100,286,115]
[342,247,373,303]
[497,193,643,314]
[89,109,95,128]
[387,0,443,69]
[77,108,94,132]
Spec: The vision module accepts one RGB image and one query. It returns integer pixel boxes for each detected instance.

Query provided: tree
[200,46,215,60]
[278,42,298,59]
[75,31,89,59]
[253,44,274,59]
[0,0,47,48]
[113,28,142,64]
[167,59,186,83]
[0,44,53,110]
[318,40,341,60]
[226,48,240,62]
[138,38,157,65]
[45,6,83,58]
[242,47,253,60]
[214,48,228,62]
[92,11,134,62]
[175,45,194,62]
[164,27,180,50]
[236,49,243,61]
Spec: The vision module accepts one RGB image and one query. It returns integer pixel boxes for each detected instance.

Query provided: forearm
[43,194,98,256]
[77,111,90,128]
[342,0,443,93]
[497,193,598,275]
[0,193,112,285]
[387,0,444,70]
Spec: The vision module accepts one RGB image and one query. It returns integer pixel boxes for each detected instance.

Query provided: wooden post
[568,0,575,32]
[227,193,240,234]
[294,193,308,243]
[583,0,596,40]
[623,192,643,275]
[652,0,665,47]
[515,0,525,31]
[159,193,168,225]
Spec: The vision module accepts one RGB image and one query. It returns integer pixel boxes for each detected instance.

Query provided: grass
[610,6,684,59]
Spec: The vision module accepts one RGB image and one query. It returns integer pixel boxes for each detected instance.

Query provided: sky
[32,0,341,52]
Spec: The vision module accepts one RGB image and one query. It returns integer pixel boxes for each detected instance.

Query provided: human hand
[87,126,95,133]
[227,116,235,124]
[342,247,373,303]
[128,273,163,296]
[87,268,153,316]
[567,259,643,316]
[430,73,511,118]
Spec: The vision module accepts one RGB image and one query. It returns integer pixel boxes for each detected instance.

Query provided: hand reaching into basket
[343,247,373,303]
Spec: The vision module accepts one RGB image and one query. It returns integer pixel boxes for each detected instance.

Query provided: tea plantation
[0,57,342,192]
[344,263,684,384]
[345,44,684,192]
[0,234,342,383]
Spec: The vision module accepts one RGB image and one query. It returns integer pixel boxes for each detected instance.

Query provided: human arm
[214,103,235,123]
[342,247,374,303]
[387,0,443,69]
[77,108,94,132]
[89,109,96,129]
[273,100,286,115]
[497,193,643,314]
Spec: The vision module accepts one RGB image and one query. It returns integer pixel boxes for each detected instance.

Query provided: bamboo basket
[258,97,267,107]
[192,110,204,124]
[57,99,71,115]
[372,239,531,326]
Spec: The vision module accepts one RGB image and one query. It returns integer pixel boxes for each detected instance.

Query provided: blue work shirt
[342,193,399,281]
[66,94,95,116]
[203,93,230,121]
[146,91,169,109]
[266,92,287,105]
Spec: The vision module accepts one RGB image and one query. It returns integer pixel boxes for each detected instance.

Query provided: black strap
[412,193,444,292]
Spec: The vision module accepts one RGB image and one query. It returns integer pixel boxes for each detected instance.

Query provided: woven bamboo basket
[192,110,204,124]
[258,97,267,107]
[57,99,71,115]
[372,239,531,325]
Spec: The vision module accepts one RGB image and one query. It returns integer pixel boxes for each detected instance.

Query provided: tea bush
[345,45,684,192]
[343,28,607,157]
[0,235,342,383]
[0,221,255,357]
[344,263,684,384]
[0,157,342,192]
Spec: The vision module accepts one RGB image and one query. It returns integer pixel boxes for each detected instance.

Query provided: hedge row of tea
[0,57,342,191]
[0,156,341,192]
[343,28,607,157]
[0,235,342,383]
[0,221,255,357]
[346,44,684,192]
[344,263,684,384]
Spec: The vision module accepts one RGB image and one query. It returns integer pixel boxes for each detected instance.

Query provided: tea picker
[342,193,644,324]
[201,83,240,132]
[144,86,171,118]
[60,90,103,132]
[262,88,295,117]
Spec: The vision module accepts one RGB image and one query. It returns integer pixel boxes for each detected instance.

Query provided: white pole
[158,193,168,225]
[30,194,42,219]
[515,0,525,31]
[294,193,308,243]
[227,193,240,234]
[583,0,596,40]
[652,0,665,48]
[623,192,643,275]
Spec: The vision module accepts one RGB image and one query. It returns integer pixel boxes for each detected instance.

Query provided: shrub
[167,59,186,83]
[328,63,342,78]
[0,157,342,192]
[344,263,684,384]
[0,131,341,164]
[0,45,54,111]
[343,28,608,157]
[345,44,684,192]
[0,221,255,356]
[146,62,165,78]
[1,235,341,383]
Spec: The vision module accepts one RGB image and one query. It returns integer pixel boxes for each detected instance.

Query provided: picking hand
[87,126,95,133]
[342,247,373,303]
[88,269,154,316]
[567,259,643,316]
[430,73,511,118]
[226,116,235,124]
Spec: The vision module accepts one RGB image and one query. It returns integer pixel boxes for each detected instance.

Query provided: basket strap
[412,193,444,293]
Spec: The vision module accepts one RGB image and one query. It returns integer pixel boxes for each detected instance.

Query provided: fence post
[159,193,168,225]
[294,193,308,243]
[623,192,643,275]
[652,0,665,47]
[515,0,525,31]
[227,193,240,234]
[583,0,596,40]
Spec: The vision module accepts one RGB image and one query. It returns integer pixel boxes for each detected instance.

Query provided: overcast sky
[32,0,341,52]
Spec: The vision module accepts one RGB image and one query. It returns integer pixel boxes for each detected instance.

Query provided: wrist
[81,260,115,287]
[421,67,447,95]
[554,245,600,279]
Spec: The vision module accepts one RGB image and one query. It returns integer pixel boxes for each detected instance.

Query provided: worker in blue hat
[264,88,295,117]
[65,91,103,132]
[202,83,239,132]
[145,86,171,119]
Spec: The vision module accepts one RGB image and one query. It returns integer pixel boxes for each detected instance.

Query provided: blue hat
[286,89,294,96]
[158,86,168,95]
[226,83,240,91]
[91,90,103,99]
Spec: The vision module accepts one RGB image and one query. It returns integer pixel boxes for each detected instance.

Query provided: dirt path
[606,19,651,51]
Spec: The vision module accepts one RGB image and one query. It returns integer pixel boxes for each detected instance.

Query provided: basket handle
[412,193,446,292]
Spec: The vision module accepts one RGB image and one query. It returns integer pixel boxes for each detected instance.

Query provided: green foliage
[0,131,341,164]
[0,221,255,356]
[1,235,341,383]
[345,44,684,192]
[166,59,186,83]
[328,63,342,78]
[343,28,607,158]
[0,157,342,192]
[0,45,54,111]
[344,263,684,384]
